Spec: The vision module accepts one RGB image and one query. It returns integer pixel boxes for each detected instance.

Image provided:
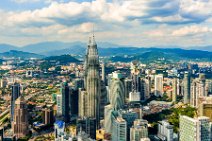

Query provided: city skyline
[0,0,212,49]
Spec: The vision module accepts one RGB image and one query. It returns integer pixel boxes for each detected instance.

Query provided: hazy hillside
[0,50,44,59]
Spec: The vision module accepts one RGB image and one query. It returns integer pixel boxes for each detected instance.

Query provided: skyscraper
[154,74,163,96]
[77,118,96,139]
[42,107,54,125]
[56,94,62,116]
[180,115,211,141]
[131,62,141,93]
[158,120,174,141]
[79,36,101,128]
[12,96,29,139]
[183,72,191,104]
[172,78,178,102]
[130,119,148,141]
[61,82,70,122]
[109,71,125,110]
[190,74,207,107]
[11,82,21,122]
[111,111,127,141]
[102,62,106,83]
[124,78,132,100]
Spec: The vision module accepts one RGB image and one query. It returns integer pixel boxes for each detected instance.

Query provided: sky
[0,0,212,48]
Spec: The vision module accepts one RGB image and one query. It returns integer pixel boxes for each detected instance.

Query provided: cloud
[0,0,212,47]
[172,25,212,36]
[12,0,40,3]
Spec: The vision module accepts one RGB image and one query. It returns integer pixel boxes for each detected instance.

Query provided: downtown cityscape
[0,0,212,141]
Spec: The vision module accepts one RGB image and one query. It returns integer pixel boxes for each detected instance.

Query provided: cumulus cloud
[0,0,212,47]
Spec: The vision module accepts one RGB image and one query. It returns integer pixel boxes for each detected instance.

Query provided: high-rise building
[172,78,178,102]
[77,118,96,139]
[119,109,138,141]
[42,107,54,125]
[111,111,127,141]
[74,78,84,91]
[54,120,65,140]
[180,115,211,141]
[124,78,132,100]
[12,96,29,139]
[0,127,4,141]
[11,82,21,122]
[129,91,141,102]
[140,78,150,101]
[104,105,113,133]
[69,89,79,117]
[109,71,125,110]
[198,96,212,121]
[61,82,70,122]
[158,120,173,141]
[154,74,163,96]
[79,36,101,128]
[131,62,141,93]
[183,72,191,104]
[100,81,107,119]
[56,94,62,116]
[102,62,106,83]
[191,74,208,107]
[130,119,148,141]
[0,78,7,88]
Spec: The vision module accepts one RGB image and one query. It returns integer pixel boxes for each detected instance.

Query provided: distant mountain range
[0,41,211,61]
[0,50,44,59]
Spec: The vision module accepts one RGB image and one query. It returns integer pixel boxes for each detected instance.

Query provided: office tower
[0,78,7,88]
[56,94,62,116]
[11,82,21,122]
[183,72,191,104]
[78,89,88,118]
[191,74,207,107]
[12,96,29,139]
[198,96,212,121]
[102,62,106,83]
[158,120,173,141]
[109,71,125,110]
[111,111,127,141]
[69,89,79,116]
[119,109,138,141]
[77,118,96,139]
[206,80,212,95]
[129,91,141,102]
[79,36,101,128]
[0,127,4,141]
[54,120,65,139]
[124,78,132,100]
[180,116,211,141]
[154,74,163,96]
[140,78,150,101]
[104,105,113,133]
[100,81,107,119]
[131,62,141,93]
[130,119,148,141]
[74,78,84,91]
[61,82,70,122]
[42,107,54,125]
[172,78,178,102]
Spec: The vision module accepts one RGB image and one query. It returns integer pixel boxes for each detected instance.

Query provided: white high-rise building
[154,74,163,96]
[130,119,148,141]
[56,94,62,116]
[180,116,211,141]
[158,120,173,141]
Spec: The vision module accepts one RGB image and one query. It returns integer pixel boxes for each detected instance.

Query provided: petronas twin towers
[79,35,101,127]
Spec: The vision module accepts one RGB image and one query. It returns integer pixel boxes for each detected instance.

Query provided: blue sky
[0,0,212,48]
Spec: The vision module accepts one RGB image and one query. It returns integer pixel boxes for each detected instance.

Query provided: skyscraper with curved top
[109,71,125,110]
